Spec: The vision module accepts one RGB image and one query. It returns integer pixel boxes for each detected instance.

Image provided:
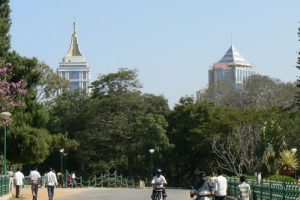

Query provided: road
[60,188,191,200]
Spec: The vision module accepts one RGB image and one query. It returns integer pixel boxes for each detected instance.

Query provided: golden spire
[66,20,83,57]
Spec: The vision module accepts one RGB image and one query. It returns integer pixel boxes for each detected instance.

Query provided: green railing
[228,177,300,200]
[65,171,136,188]
[0,175,9,196]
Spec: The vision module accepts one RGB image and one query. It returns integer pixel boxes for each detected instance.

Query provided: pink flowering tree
[0,63,27,113]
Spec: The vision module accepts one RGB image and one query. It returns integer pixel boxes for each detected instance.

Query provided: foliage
[166,99,222,183]
[296,27,300,108]
[266,175,295,183]
[212,109,264,175]
[278,150,299,170]
[0,63,27,111]
[47,69,170,177]
[36,62,69,101]
[203,74,296,110]
[0,51,75,164]
[262,144,276,174]
[91,68,142,97]
[0,0,11,58]
[7,125,51,163]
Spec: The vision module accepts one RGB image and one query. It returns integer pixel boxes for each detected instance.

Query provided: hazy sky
[9,0,300,107]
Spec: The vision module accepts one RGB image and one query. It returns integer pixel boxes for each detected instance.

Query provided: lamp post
[149,149,155,176]
[291,148,297,179]
[59,149,64,174]
[0,112,11,175]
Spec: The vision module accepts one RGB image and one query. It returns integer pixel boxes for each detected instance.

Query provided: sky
[9,0,300,107]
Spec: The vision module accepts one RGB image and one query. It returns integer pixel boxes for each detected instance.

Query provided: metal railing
[228,177,300,200]
[64,170,136,188]
[0,175,9,196]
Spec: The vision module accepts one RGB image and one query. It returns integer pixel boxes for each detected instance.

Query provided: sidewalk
[11,186,91,200]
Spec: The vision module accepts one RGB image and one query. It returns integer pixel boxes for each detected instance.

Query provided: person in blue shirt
[190,171,215,200]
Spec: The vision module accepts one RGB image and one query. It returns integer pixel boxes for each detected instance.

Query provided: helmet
[157,169,162,173]
[199,171,206,177]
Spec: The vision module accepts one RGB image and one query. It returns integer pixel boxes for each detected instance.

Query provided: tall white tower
[57,22,92,93]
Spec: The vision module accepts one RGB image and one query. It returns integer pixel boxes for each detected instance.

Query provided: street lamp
[59,149,64,174]
[290,148,297,179]
[149,149,155,176]
[291,148,297,154]
[0,112,11,175]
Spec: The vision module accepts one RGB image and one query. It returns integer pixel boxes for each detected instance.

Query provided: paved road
[60,188,191,200]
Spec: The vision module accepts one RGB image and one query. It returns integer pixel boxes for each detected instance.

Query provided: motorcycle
[190,186,212,200]
[152,184,166,200]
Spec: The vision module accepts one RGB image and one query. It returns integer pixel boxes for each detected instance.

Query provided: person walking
[214,169,227,200]
[237,176,251,200]
[14,168,24,198]
[7,167,14,193]
[71,171,77,188]
[29,167,41,200]
[46,167,58,200]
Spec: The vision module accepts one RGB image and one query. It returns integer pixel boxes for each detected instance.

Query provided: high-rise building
[208,45,255,90]
[57,22,92,93]
[197,45,256,101]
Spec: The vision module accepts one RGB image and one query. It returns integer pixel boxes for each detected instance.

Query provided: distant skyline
[9,0,300,107]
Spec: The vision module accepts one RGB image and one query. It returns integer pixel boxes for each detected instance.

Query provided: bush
[266,175,295,182]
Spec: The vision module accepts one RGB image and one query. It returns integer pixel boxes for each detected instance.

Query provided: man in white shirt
[237,176,251,200]
[14,168,24,198]
[214,169,227,200]
[29,167,41,200]
[151,169,167,200]
[46,168,58,200]
[71,172,77,188]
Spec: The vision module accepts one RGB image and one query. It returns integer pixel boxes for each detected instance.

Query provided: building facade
[197,45,256,101]
[57,22,92,93]
[208,45,255,90]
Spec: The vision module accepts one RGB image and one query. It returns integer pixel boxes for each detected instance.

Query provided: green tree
[296,27,300,109]
[0,52,76,164]
[166,98,224,184]
[0,0,11,58]
[47,69,170,177]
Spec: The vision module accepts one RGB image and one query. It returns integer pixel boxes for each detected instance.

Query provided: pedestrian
[14,168,24,198]
[190,171,215,200]
[46,167,58,200]
[29,167,41,200]
[71,171,77,188]
[237,176,251,200]
[7,167,14,193]
[214,169,227,200]
[68,174,72,187]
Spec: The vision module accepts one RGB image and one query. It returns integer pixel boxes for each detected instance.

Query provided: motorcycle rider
[190,171,215,200]
[151,169,167,200]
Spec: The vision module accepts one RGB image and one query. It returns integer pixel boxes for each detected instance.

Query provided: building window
[69,71,79,79]
[83,71,86,79]
[70,82,79,90]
